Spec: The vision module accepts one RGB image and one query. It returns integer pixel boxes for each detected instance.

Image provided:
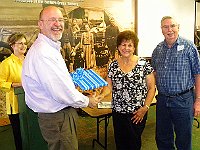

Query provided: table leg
[92,115,111,150]
[92,117,100,148]
[104,115,108,150]
[194,118,199,128]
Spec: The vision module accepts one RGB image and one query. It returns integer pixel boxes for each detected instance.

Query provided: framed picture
[195,0,200,50]
[0,0,136,73]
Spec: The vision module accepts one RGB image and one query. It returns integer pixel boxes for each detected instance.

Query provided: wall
[137,0,195,57]
[0,0,197,58]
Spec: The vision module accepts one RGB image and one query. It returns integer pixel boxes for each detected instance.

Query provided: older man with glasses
[152,16,200,150]
[22,6,99,150]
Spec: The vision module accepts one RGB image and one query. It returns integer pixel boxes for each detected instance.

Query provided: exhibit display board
[0,0,135,118]
[0,0,135,69]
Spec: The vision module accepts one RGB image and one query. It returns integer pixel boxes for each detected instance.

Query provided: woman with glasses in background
[0,33,27,150]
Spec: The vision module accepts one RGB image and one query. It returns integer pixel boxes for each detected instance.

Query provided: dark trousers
[112,111,147,150]
[9,114,22,150]
[156,90,194,150]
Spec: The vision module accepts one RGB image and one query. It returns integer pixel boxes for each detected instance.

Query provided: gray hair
[161,16,173,24]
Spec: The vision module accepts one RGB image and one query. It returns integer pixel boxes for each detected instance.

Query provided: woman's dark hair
[7,33,27,53]
[117,30,139,49]
[7,33,27,46]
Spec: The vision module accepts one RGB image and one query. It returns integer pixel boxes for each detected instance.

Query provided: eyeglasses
[40,18,64,23]
[15,42,27,46]
[162,24,178,29]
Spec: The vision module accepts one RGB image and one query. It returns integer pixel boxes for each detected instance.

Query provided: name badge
[177,45,184,51]
[138,60,145,65]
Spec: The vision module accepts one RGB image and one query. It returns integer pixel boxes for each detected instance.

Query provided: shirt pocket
[171,54,189,71]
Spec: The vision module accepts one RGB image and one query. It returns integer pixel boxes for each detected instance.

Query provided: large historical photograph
[0,0,135,70]
[195,1,200,50]
[0,0,135,117]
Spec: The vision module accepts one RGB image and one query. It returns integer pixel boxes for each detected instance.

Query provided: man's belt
[159,87,194,97]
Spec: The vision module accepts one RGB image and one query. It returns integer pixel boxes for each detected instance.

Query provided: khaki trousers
[38,107,78,150]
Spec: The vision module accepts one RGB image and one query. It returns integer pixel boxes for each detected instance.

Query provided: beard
[43,26,63,42]
[50,32,63,41]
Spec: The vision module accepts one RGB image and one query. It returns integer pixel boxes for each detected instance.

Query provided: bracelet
[145,105,150,109]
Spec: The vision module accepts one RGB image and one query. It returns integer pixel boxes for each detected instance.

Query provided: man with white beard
[22,6,99,150]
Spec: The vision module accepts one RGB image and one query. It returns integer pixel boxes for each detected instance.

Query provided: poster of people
[0,0,135,117]
[195,1,200,50]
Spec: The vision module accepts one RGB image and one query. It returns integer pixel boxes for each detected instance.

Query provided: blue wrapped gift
[70,68,108,91]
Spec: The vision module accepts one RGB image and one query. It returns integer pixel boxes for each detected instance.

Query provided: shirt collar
[10,53,24,63]
[38,33,61,51]
[163,35,180,49]
[10,53,20,60]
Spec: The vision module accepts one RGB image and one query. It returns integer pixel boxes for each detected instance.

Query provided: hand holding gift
[96,94,105,102]
[88,94,100,108]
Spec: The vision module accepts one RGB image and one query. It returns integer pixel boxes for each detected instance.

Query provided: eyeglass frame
[40,17,65,23]
[14,42,28,46]
[161,24,179,29]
